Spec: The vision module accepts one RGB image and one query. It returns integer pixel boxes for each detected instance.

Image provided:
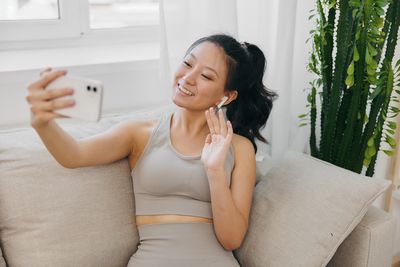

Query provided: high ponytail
[185,34,279,153]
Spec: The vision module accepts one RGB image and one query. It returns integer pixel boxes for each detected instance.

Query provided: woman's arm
[208,135,256,251]
[26,69,138,169]
[34,120,136,168]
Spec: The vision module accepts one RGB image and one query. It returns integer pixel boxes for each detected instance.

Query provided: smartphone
[45,75,104,122]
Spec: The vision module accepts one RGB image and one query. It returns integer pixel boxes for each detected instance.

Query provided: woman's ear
[225,90,238,105]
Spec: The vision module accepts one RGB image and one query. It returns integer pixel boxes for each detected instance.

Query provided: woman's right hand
[26,68,75,128]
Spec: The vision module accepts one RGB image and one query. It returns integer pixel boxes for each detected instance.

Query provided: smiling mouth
[177,83,195,96]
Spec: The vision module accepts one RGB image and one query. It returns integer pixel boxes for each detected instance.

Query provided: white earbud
[216,96,229,110]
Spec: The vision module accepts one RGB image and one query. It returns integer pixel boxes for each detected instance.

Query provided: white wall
[0,59,166,129]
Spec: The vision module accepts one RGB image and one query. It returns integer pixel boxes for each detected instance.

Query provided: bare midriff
[135,214,213,226]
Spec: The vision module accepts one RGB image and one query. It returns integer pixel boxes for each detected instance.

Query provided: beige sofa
[0,106,397,267]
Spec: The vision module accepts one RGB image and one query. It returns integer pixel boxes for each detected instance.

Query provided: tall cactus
[300,0,400,177]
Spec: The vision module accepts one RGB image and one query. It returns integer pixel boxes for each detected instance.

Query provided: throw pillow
[234,150,391,267]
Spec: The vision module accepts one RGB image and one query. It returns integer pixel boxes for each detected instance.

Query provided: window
[0,0,159,43]
[0,0,60,20]
[0,0,82,42]
[89,0,159,29]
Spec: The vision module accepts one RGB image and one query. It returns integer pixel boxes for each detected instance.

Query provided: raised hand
[26,68,74,128]
[201,106,233,174]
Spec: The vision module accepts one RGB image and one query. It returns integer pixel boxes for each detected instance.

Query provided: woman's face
[172,41,233,111]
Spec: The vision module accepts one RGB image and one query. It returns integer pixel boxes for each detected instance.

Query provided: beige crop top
[131,111,235,219]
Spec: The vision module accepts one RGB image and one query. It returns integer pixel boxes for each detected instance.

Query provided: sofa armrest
[327,205,396,267]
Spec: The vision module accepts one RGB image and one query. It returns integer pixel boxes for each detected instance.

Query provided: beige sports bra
[131,111,235,219]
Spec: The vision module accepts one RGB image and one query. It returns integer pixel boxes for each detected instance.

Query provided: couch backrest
[1,105,392,267]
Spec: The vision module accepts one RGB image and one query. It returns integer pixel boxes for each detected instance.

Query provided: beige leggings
[127,222,240,267]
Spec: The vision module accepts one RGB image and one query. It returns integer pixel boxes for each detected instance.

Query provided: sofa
[0,105,397,267]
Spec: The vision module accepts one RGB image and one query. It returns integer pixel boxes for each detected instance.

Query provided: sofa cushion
[0,247,6,267]
[0,105,173,267]
[326,205,397,267]
[233,150,391,267]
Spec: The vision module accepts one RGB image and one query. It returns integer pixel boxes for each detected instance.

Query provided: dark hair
[184,33,279,153]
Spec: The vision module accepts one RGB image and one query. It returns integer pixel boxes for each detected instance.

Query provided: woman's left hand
[201,107,233,175]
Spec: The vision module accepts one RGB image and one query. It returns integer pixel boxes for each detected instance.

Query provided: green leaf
[396,59,400,69]
[376,6,385,16]
[391,106,400,113]
[353,46,360,61]
[345,75,354,87]
[367,145,377,157]
[386,135,396,146]
[356,30,361,40]
[369,58,378,69]
[374,17,385,28]
[387,121,397,130]
[366,47,372,64]
[363,157,371,166]
[307,94,312,103]
[298,123,308,127]
[367,65,376,76]
[367,137,374,146]
[367,75,378,84]
[368,43,378,56]
[375,0,387,8]
[328,0,336,9]
[352,9,358,19]
[298,114,308,118]
[387,129,395,135]
[383,150,395,156]
[347,61,355,75]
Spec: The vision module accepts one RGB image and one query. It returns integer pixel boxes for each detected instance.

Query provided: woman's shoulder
[114,115,164,163]
[232,133,252,147]
[118,115,162,138]
[231,133,255,155]
[121,114,165,146]
[124,116,160,129]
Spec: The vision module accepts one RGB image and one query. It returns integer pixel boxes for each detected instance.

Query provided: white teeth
[178,84,194,96]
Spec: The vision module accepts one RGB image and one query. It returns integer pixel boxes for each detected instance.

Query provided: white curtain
[159,0,312,166]
[158,0,238,103]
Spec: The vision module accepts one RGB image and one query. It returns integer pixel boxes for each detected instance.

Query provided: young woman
[25,34,278,266]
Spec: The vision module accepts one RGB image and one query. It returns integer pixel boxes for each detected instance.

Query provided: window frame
[0,0,84,42]
[0,0,160,49]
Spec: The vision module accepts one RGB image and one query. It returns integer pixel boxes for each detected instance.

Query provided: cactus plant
[300,0,400,176]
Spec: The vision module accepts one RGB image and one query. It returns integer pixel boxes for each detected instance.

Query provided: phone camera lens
[93,87,97,92]
[87,86,91,91]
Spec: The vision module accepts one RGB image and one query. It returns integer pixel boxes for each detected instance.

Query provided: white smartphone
[45,75,104,122]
